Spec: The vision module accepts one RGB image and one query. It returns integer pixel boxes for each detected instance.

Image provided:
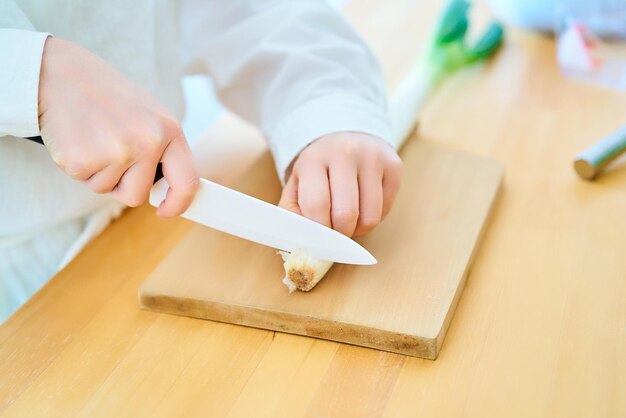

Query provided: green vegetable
[429,0,504,76]
[468,22,505,60]
[388,0,506,150]
[434,0,470,44]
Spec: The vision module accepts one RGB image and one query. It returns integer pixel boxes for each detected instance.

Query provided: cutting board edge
[434,164,504,354]
[139,292,439,360]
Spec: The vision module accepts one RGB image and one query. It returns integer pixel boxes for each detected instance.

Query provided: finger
[297,163,331,227]
[279,174,302,215]
[156,137,199,217]
[329,160,359,237]
[59,153,109,181]
[381,157,402,219]
[84,162,129,194]
[110,159,158,207]
[354,165,384,237]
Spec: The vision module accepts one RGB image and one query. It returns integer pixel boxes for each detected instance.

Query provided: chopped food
[279,249,334,293]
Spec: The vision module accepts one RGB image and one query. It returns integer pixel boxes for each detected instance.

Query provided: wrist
[38,36,55,123]
[38,37,75,122]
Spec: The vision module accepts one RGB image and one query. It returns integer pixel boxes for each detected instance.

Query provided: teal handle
[574,125,626,179]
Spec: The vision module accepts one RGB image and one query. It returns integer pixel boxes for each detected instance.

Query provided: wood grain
[1,0,626,416]
[139,137,502,359]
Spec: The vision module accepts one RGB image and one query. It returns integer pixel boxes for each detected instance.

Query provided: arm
[181,0,402,237]
[0,0,49,137]
[0,0,198,216]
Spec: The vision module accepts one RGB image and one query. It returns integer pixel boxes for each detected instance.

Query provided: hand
[38,37,199,217]
[279,132,402,237]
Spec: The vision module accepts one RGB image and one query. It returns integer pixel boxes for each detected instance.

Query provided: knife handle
[24,136,165,183]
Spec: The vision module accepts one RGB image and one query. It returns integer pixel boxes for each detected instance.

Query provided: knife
[25,136,376,265]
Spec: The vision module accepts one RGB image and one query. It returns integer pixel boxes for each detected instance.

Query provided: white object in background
[180,75,223,145]
[557,19,626,90]
[487,0,557,31]
[488,0,626,36]
[557,23,596,72]
[487,0,626,90]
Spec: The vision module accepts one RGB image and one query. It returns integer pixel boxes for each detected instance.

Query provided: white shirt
[0,0,391,320]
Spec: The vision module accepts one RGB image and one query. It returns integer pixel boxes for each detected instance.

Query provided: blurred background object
[487,0,556,31]
[488,0,626,90]
[556,1,626,90]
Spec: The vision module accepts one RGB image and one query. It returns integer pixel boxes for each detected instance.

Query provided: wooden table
[2,1,625,417]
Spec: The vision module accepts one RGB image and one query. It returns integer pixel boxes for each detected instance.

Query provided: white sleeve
[0,0,50,138]
[180,0,392,182]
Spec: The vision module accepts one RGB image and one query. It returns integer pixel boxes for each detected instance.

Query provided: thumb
[278,174,301,215]
[156,136,199,217]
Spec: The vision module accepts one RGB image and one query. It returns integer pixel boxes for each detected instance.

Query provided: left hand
[279,132,402,237]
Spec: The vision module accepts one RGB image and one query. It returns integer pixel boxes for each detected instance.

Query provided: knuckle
[282,202,300,214]
[181,175,200,196]
[301,196,330,215]
[296,149,321,167]
[385,159,403,190]
[51,154,66,169]
[159,116,183,138]
[338,140,359,158]
[332,208,359,226]
[358,215,381,230]
[140,136,162,156]
[87,180,115,194]
[388,153,403,171]
[173,169,200,193]
[361,146,383,166]
[64,157,95,179]
[122,190,148,207]
[112,145,133,166]
[292,156,311,173]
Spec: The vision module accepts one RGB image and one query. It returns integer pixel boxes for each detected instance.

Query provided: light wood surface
[2,0,626,416]
[139,138,502,359]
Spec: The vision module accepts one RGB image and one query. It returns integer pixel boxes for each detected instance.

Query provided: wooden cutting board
[139,135,502,359]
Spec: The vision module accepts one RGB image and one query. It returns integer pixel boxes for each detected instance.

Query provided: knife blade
[25,136,375,265]
[149,178,377,265]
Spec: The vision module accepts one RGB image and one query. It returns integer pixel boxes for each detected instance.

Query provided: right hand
[38,37,199,217]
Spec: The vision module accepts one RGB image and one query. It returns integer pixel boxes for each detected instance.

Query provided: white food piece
[388,61,434,150]
[279,249,334,293]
